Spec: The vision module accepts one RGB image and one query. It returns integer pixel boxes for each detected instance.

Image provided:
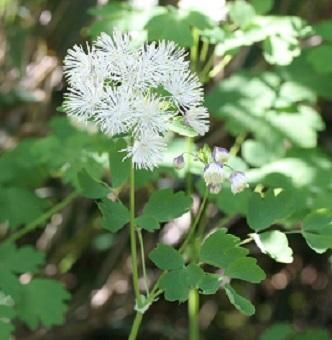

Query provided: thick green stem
[7,191,79,242]
[129,162,140,301]
[128,312,143,340]
[188,289,200,340]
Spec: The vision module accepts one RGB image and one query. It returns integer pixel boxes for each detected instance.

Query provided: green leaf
[229,0,256,28]
[260,323,294,340]
[146,9,193,47]
[306,45,332,74]
[263,34,300,66]
[314,19,332,43]
[0,320,14,340]
[0,187,47,228]
[302,209,332,253]
[109,140,130,187]
[16,279,70,329]
[145,6,212,47]
[169,117,198,137]
[159,269,190,302]
[136,214,160,232]
[293,329,331,340]
[186,264,204,288]
[149,244,184,270]
[98,199,130,232]
[198,273,220,294]
[0,242,44,274]
[143,189,192,223]
[252,231,293,263]
[200,229,265,283]
[77,170,109,199]
[247,190,294,231]
[225,257,266,283]
[0,243,44,298]
[224,284,255,316]
[251,0,274,14]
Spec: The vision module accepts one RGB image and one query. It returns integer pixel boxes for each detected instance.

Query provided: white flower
[132,94,171,138]
[95,32,140,84]
[230,171,248,194]
[185,106,210,136]
[63,32,210,170]
[163,70,203,109]
[95,86,134,136]
[140,41,188,87]
[203,162,225,186]
[178,0,228,22]
[124,134,167,170]
[63,82,103,120]
[213,147,229,164]
[63,44,105,86]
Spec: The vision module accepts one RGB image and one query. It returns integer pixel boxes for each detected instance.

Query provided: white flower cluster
[204,147,248,194]
[63,32,210,170]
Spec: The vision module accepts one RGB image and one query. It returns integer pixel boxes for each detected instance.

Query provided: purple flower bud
[230,171,248,194]
[203,162,225,186]
[208,183,222,194]
[213,146,229,164]
[173,154,185,169]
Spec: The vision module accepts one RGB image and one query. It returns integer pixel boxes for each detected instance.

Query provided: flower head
[204,163,225,186]
[124,134,167,170]
[63,32,210,170]
[230,171,248,194]
[185,106,210,136]
[213,146,229,164]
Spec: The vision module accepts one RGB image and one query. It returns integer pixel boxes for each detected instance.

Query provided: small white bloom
[203,162,225,186]
[185,106,210,136]
[213,146,229,164]
[95,32,140,84]
[178,0,228,22]
[124,134,167,170]
[208,183,222,194]
[140,41,188,87]
[63,44,105,86]
[63,82,104,121]
[132,94,171,138]
[95,86,135,136]
[163,70,203,109]
[230,171,248,194]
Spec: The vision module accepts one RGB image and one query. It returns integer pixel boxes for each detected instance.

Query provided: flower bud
[230,171,248,194]
[173,154,185,169]
[213,146,229,164]
[208,183,222,194]
[203,162,225,186]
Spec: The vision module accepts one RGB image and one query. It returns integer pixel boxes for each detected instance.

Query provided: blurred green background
[0,0,332,339]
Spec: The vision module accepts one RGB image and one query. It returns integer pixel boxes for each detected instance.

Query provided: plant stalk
[188,288,200,340]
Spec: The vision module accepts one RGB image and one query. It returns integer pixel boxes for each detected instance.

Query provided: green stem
[230,131,248,156]
[188,289,200,340]
[186,137,193,195]
[190,28,200,72]
[129,162,140,301]
[7,191,79,242]
[199,40,209,64]
[180,189,209,253]
[137,229,149,294]
[128,312,143,340]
